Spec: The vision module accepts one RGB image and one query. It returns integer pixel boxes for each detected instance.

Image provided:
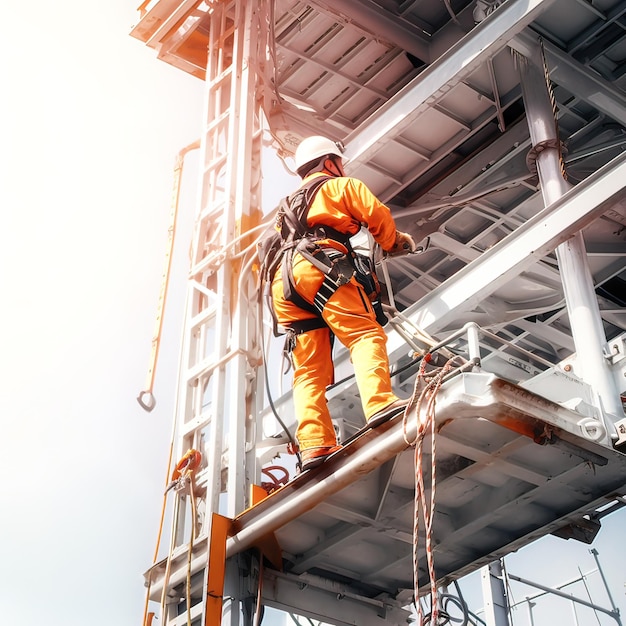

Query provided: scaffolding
[131,1,626,625]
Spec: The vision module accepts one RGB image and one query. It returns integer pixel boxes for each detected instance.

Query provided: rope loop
[261,465,291,494]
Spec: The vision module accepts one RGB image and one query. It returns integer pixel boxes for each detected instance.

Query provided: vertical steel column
[221,6,265,626]
[525,598,537,626]
[481,560,512,626]
[590,548,623,626]
[225,0,264,519]
[517,40,624,436]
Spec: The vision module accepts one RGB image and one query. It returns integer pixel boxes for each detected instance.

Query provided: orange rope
[142,439,175,626]
[160,491,182,619]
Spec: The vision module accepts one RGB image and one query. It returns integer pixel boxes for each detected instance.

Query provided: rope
[151,450,203,625]
[402,355,457,625]
[186,472,198,626]
[137,140,200,412]
[261,465,291,494]
[254,550,265,626]
[141,290,190,626]
[255,231,300,456]
[142,440,176,626]
[259,285,300,453]
[160,491,182,620]
[539,37,568,182]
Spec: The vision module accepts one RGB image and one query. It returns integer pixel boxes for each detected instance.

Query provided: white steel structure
[131,1,626,625]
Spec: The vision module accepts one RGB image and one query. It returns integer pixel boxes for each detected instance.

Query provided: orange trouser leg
[290,327,337,449]
[272,257,337,450]
[321,279,398,419]
[271,254,398,451]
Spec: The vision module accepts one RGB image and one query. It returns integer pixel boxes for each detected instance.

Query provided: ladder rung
[206,65,233,90]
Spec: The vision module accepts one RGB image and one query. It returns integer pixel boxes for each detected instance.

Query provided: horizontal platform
[147,373,626,608]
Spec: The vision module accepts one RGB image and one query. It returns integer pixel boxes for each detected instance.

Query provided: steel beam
[387,151,626,342]
[130,1,204,45]
[481,561,512,626]
[261,569,411,626]
[344,0,558,175]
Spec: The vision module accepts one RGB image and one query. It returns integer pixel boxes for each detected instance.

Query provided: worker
[270,135,417,471]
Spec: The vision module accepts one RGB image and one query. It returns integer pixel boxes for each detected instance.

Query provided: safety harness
[258,175,386,345]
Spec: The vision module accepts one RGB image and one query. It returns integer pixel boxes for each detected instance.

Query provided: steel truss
[143,3,270,625]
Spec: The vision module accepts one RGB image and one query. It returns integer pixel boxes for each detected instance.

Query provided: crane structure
[131,1,626,625]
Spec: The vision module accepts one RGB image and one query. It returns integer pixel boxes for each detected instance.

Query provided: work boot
[299,445,343,471]
[367,398,410,428]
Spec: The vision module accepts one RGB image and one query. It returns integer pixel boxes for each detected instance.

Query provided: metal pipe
[507,573,622,623]
[137,139,200,412]
[227,415,421,557]
[509,569,598,606]
[517,39,624,437]
[511,30,626,127]
[590,548,623,625]
[481,560,512,626]
[466,323,482,363]
[526,598,536,626]
[571,599,580,626]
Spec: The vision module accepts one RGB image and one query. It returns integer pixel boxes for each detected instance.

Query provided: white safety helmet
[294,136,345,172]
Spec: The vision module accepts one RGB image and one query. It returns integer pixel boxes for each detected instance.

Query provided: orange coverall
[271,172,400,451]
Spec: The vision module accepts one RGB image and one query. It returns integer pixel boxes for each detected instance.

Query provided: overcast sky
[0,3,623,626]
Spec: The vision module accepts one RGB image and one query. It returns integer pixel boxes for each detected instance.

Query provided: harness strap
[280,316,333,373]
[313,275,341,314]
[295,240,355,286]
[281,249,320,318]
[278,317,328,336]
[268,175,370,337]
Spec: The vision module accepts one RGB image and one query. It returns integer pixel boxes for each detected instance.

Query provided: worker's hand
[387,231,416,257]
